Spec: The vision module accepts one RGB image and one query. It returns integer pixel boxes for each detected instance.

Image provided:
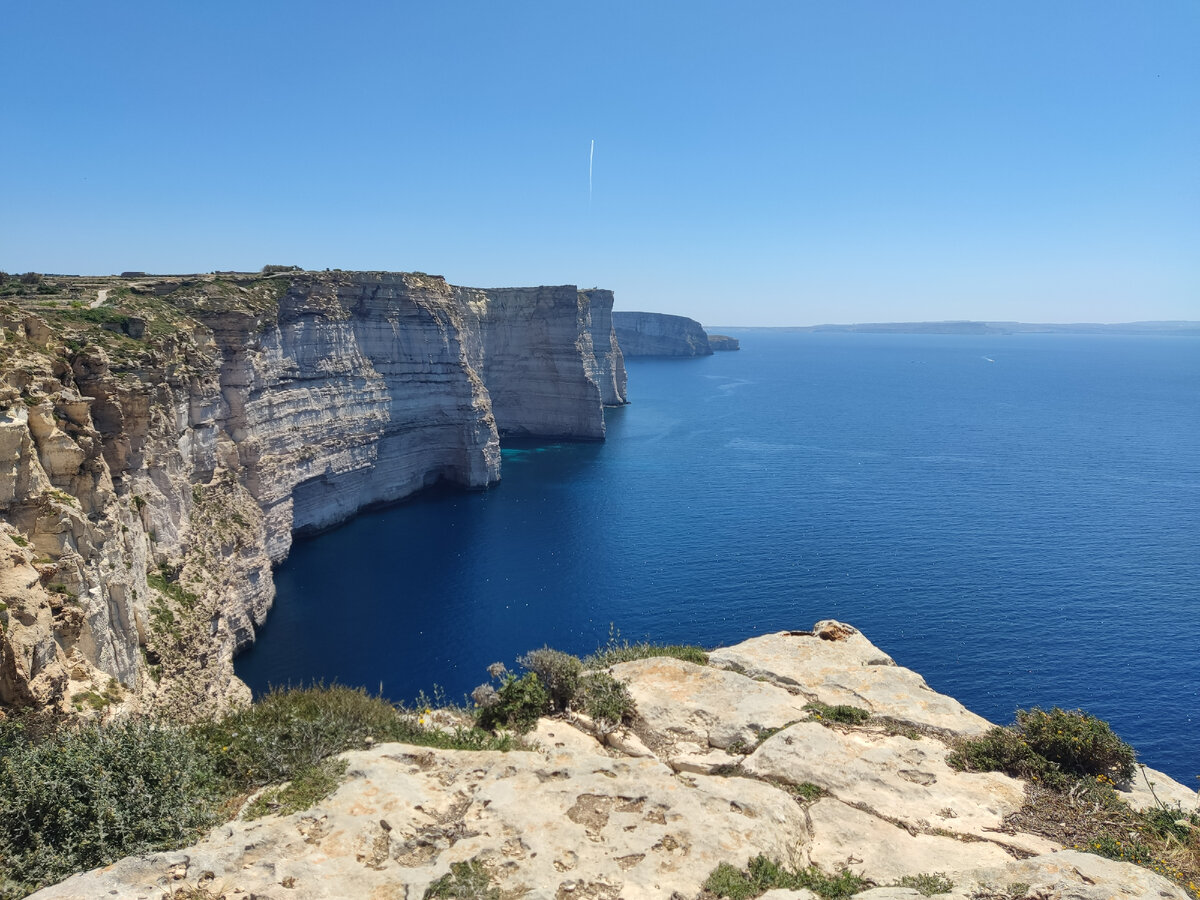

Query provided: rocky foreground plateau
[31,622,1199,900]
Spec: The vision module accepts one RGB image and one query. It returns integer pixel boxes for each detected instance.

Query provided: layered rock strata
[32,622,1197,900]
[580,289,628,405]
[613,311,714,357]
[0,271,620,717]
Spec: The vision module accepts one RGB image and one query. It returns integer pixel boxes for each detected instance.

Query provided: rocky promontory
[613,311,714,357]
[30,621,1199,900]
[708,333,740,351]
[0,271,627,719]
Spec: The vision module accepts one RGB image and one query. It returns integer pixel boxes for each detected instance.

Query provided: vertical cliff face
[580,289,628,406]
[612,311,714,357]
[469,285,606,440]
[0,271,623,718]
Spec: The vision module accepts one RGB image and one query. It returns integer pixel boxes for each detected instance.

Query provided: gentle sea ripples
[237,332,1200,783]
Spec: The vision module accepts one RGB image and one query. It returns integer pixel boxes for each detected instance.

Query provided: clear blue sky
[2,1,1196,326]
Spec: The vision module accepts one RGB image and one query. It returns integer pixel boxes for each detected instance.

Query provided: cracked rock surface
[29,622,1198,899]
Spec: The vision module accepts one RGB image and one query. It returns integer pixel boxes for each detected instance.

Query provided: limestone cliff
[708,333,740,351]
[613,310,714,357]
[29,621,1198,900]
[0,271,620,719]
[581,289,628,405]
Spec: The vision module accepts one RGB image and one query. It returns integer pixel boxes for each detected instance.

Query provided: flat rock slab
[805,799,1018,881]
[610,656,809,752]
[708,622,994,735]
[743,720,1038,846]
[31,742,810,900]
[973,849,1195,900]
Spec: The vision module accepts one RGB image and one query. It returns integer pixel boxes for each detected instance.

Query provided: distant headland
[712,320,1200,335]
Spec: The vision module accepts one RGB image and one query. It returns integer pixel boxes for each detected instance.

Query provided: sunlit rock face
[0,271,621,717]
[613,310,714,357]
[580,288,628,405]
[28,621,1198,900]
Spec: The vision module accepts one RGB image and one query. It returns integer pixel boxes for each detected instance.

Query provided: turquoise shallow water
[237,332,1200,783]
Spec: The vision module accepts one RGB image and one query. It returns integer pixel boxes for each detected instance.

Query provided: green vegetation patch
[805,702,872,726]
[953,707,1199,897]
[473,643,640,734]
[584,627,709,668]
[0,719,220,898]
[0,685,515,898]
[896,872,955,896]
[703,855,868,900]
[423,858,500,899]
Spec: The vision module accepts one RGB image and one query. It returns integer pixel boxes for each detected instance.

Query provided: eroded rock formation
[30,622,1197,900]
[613,311,714,357]
[0,271,626,718]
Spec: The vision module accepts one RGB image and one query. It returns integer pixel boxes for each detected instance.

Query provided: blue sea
[236,332,1200,784]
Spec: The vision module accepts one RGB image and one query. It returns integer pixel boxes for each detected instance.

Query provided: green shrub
[948,725,1061,784]
[475,673,549,734]
[201,684,431,787]
[897,872,955,896]
[517,647,582,712]
[805,702,871,726]
[0,721,220,894]
[703,855,867,899]
[1015,708,1136,781]
[423,858,499,899]
[578,671,635,728]
[242,758,348,820]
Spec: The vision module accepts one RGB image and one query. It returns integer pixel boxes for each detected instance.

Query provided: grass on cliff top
[0,685,513,898]
[582,625,709,668]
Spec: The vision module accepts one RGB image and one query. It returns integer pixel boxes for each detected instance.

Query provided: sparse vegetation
[583,624,708,668]
[896,872,955,896]
[423,858,500,899]
[950,706,1136,784]
[805,701,871,726]
[953,708,1198,897]
[703,855,867,899]
[517,647,581,712]
[473,643,639,734]
[577,670,636,729]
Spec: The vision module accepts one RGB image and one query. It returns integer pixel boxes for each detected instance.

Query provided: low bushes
[0,685,513,898]
[472,644,643,734]
[0,720,220,897]
[703,855,867,899]
[949,706,1136,784]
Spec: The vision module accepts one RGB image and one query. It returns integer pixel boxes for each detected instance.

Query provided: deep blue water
[237,332,1200,784]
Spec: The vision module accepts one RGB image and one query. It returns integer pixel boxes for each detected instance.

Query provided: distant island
[712,320,1200,335]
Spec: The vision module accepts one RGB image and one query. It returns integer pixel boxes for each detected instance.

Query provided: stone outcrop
[30,622,1198,900]
[708,333,740,351]
[613,311,714,357]
[0,272,623,717]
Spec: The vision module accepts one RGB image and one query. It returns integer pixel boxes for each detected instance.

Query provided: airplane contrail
[589,139,594,206]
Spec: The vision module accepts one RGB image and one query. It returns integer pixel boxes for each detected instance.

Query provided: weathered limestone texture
[708,333,740,351]
[581,288,628,405]
[30,621,1197,900]
[613,311,714,357]
[0,271,622,717]
[471,285,606,439]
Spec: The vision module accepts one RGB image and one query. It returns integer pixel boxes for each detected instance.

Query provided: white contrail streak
[589,139,594,206]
